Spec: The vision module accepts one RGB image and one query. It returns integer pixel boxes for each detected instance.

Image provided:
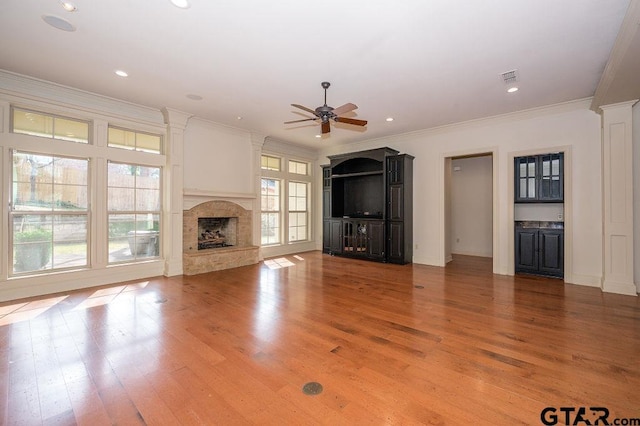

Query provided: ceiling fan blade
[332,103,358,116]
[291,104,317,115]
[321,121,331,134]
[284,118,317,124]
[336,117,368,126]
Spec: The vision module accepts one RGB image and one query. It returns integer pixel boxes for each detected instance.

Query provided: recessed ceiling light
[186,94,203,100]
[237,116,243,120]
[315,134,321,138]
[507,87,519,93]
[170,0,190,9]
[386,117,394,122]
[115,70,129,77]
[41,15,76,31]
[59,1,77,12]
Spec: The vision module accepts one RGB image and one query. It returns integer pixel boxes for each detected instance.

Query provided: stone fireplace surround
[183,200,259,275]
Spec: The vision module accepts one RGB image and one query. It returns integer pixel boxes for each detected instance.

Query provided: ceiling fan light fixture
[59,1,77,12]
[170,0,190,9]
[42,15,76,32]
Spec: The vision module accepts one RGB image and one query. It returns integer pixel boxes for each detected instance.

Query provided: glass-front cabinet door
[515,156,537,202]
[539,153,563,201]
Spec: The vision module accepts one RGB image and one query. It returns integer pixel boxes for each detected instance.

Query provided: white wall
[450,155,493,257]
[317,99,603,287]
[183,118,255,195]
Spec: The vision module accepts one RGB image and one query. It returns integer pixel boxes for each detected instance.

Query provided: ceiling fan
[285,82,368,134]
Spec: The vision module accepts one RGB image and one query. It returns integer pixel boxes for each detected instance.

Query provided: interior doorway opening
[445,153,494,265]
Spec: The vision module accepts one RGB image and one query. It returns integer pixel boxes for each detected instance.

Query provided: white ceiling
[1,0,638,148]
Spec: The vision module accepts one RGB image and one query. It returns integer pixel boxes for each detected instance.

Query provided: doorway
[445,153,494,264]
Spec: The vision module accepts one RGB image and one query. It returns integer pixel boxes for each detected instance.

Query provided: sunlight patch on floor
[0,295,68,326]
[264,257,296,269]
[73,281,150,310]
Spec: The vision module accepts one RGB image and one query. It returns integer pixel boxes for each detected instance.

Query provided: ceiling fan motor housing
[316,105,334,122]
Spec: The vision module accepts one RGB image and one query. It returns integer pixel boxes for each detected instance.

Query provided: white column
[251,133,266,258]
[161,108,193,276]
[601,100,638,295]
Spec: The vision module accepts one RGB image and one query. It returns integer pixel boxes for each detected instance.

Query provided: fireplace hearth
[183,200,259,274]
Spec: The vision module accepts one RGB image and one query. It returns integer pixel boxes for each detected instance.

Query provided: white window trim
[260,154,313,248]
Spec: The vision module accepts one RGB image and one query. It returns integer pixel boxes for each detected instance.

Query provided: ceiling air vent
[500,69,519,84]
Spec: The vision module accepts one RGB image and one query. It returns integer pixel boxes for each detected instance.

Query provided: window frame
[260,177,281,246]
[107,125,163,154]
[288,180,309,243]
[10,106,91,144]
[260,154,313,247]
[9,150,91,276]
[107,161,162,264]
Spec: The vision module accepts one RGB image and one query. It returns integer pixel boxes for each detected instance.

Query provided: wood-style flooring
[1,252,639,425]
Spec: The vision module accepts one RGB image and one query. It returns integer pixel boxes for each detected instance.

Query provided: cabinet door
[539,153,563,201]
[388,185,404,221]
[388,222,404,262]
[387,156,403,185]
[515,228,539,273]
[322,189,331,219]
[354,222,368,255]
[322,166,331,188]
[329,220,342,254]
[367,221,385,260]
[515,156,537,201]
[539,229,564,277]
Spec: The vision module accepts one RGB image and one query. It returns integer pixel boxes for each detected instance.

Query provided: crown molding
[591,0,640,111]
[319,98,594,158]
[263,136,319,160]
[0,69,165,126]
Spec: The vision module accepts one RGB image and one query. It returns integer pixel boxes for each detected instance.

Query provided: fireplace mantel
[183,200,258,274]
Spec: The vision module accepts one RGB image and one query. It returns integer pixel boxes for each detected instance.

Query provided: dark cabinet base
[324,219,385,261]
[515,223,564,278]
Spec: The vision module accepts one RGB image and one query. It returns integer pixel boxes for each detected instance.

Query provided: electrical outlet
[558,213,563,220]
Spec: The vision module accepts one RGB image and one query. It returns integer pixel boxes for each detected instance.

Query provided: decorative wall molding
[0,70,164,126]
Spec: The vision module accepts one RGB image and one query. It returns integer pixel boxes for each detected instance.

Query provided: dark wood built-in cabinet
[386,155,413,264]
[515,153,563,202]
[514,152,565,278]
[322,147,414,264]
[515,222,564,278]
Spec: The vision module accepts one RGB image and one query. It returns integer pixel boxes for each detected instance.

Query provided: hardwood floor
[1,252,639,425]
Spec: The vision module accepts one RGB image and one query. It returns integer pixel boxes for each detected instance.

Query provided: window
[107,162,161,263]
[11,108,89,143]
[261,155,280,171]
[10,151,89,275]
[260,154,312,246]
[108,126,162,154]
[288,160,308,175]
[261,178,280,245]
[288,182,308,242]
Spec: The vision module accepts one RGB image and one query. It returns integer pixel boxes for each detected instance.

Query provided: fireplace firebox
[197,217,237,250]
